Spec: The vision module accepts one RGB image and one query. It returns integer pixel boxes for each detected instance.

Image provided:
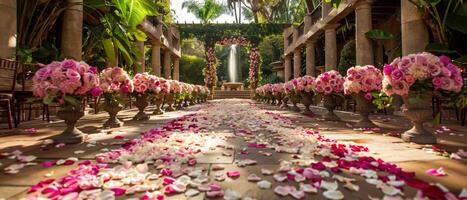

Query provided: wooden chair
[0,58,19,129]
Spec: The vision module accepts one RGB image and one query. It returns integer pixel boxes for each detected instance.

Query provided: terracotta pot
[322,94,340,121]
[300,92,314,116]
[103,100,124,128]
[289,93,301,112]
[354,92,377,128]
[52,105,86,144]
[133,94,149,121]
[401,93,437,144]
[280,96,289,110]
[165,93,175,112]
[153,94,164,115]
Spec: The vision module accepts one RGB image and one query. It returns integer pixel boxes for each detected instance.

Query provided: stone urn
[322,94,340,121]
[183,96,189,107]
[133,94,149,121]
[103,100,124,128]
[153,94,164,115]
[401,93,437,144]
[52,105,86,144]
[354,92,377,128]
[289,93,301,112]
[165,93,176,112]
[280,96,289,110]
[300,92,314,116]
[276,94,283,106]
[270,96,276,105]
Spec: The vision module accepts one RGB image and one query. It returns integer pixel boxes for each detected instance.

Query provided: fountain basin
[222,82,244,91]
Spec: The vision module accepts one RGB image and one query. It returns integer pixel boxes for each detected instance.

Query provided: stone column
[306,40,316,76]
[0,0,16,58]
[401,0,429,55]
[324,24,339,71]
[61,0,83,60]
[293,49,301,78]
[322,0,332,19]
[284,55,292,81]
[152,43,161,76]
[355,0,374,66]
[135,40,145,73]
[163,49,171,79]
[173,57,180,81]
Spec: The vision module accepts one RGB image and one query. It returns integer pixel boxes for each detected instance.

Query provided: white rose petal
[323,190,344,200]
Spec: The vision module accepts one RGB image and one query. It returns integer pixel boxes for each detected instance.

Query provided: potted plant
[315,70,345,121]
[152,77,169,115]
[383,52,463,144]
[288,79,302,112]
[344,65,383,128]
[272,83,285,106]
[296,75,316,116]
[132,73,157,120]
[32,59,100,144]
[165,80,181,112]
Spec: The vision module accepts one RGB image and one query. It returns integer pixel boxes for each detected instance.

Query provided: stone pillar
[0,0,16,58]
[163,49,171,79]
[355,0,374,66]
[152,43,161,76]
[135,40,145,73]
[375,41,384,66]
[173,57,180,80]
[293,49,301,78]
[322,0,332,19]
[284,55,292,81]
[61,0,83,60]
[401,0,429,55]
[324,24,339,71]
[306,40,316,76]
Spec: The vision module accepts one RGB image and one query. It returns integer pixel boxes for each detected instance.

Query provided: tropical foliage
[182,0,227,24]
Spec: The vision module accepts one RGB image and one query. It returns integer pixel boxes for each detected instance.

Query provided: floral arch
[204,36,261,89]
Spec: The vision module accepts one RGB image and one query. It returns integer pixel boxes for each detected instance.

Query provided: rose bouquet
[272,83,285,106]
[315,70,345,121]
[33,59,99,107]
[344,65,383,127]
[152,77,170,115]
[296,75,316,115]
[133,73,152,95]
[32,59,99,143]
[382,52,463,144]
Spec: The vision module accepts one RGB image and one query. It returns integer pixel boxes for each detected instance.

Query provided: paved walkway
[0,99,465,199]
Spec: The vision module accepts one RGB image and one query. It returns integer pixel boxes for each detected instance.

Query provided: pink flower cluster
[32,59,99,101]
[344,65,383,94]
[256,84,273,96]
[204,47,217,88]
[315,70,345,95]
[99,67,134,94]
[217,37,249,45]
[383,52,463,96]
[249,48,260,89]
[271,83,284,96]
[293,75,316,93]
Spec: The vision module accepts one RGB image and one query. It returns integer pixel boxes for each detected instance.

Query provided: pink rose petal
[426,167,447,177]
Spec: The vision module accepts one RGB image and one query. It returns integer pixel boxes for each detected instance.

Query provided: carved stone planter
[153,94,164,115]
[289,93,301,112]
[133,94,149,121]
[401,93,437,144]
[322,94,340,121]
[280,96,289,110]
[354,92,377,128]
[165,93,176,112]
[52,105,86,144]
[300,92,314,116]
[103,100,124,128]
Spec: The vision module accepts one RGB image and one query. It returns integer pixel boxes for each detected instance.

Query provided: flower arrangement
[283,81,296,95]
[344,65,383,95]
[382,52,463,96]
[217,37,249,45]
[99,67,134,95]
[133,73,152,94]
[271,83,284,96]
[295,75,316,93]
[204,47,217,88]
[314,70,345,95]
[249,48,260,89]
[32,59,99,106]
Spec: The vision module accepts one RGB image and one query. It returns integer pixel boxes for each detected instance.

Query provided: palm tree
[182,0,226,24]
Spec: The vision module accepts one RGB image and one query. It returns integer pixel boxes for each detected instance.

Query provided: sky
[170,0,247,24]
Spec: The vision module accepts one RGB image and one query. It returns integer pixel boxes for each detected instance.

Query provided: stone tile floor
[0,99,465,199]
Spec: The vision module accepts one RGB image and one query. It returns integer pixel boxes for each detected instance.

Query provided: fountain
[223,44,244,91]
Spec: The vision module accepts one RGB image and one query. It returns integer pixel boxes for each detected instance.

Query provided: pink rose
[62,59,78,70]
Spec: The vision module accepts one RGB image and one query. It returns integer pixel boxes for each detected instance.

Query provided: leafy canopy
[182,0,227,24]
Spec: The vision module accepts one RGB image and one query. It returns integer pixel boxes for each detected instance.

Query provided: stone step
[213,90,252,99]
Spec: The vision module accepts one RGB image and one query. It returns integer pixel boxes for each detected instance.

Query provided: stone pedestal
[355,1,374,66]
[306,40,316,76]
[61,0,83,60]
[324,24,339,71]
[0,0,16,59]
[401,93,437,144]
[293,49,301,78]
[401,0,429,55]
[152,44,161,76]
[173,57,180,80]
[163,50,171,79]
[53,105,86,144]
[284,55,292,81]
